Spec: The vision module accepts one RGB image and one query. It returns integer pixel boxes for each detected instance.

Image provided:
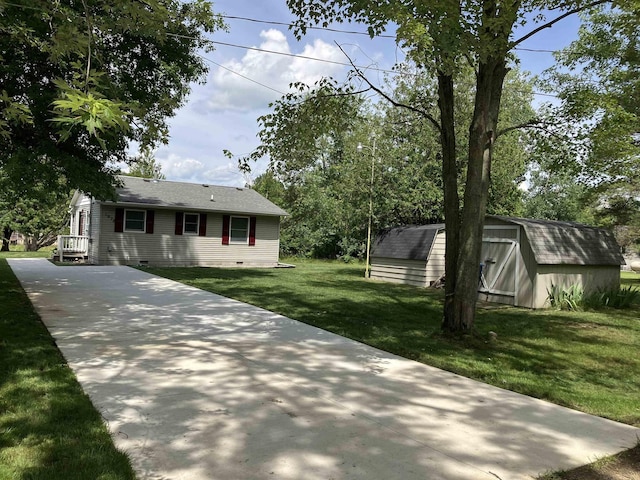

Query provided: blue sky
[135,2,581,186]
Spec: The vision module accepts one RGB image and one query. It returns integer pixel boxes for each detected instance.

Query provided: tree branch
[497,119,560,139]
[336,43,442,133]
[511,0,609,48]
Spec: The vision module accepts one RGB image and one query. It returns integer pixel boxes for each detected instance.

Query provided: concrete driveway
[8,258,639,480]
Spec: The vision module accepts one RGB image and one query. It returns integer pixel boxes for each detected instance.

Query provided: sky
[132,1,582,187]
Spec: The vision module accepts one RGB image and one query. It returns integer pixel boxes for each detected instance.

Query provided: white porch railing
[57,235,89,261]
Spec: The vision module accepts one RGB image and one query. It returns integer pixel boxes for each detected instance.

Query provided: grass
[538,441,640,480]
[3,250,638,479]
[0,252,135,480]
[144,260,640,428]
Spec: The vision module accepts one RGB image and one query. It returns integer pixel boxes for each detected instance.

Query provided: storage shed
[369,224,445,287]
[370,216,624,308]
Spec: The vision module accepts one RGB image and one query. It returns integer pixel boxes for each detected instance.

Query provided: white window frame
[124,209,146,233]
[230,216,249,244]
[183,212,200,235]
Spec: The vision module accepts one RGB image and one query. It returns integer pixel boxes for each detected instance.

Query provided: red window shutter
[249,216,257,246]
[199,213,207,237]
[175,212,183,235]
[146,210,155,234]
[222,215,230,245]
[114,208,124,232]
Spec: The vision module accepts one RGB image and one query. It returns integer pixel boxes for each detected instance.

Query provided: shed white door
[479,237,518,299]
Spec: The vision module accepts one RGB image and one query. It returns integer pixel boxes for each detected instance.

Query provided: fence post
[58,236,63,262]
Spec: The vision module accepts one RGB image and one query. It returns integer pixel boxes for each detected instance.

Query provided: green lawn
[145,260,640,428]
[0,253,135,480]
[3,251,638,479]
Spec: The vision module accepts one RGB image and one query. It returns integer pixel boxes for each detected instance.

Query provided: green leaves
[50,83,131,149]
[0,0,225,196]
[0,90,33,140]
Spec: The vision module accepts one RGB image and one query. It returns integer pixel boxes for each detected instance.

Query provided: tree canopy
[0,0,224,198]
[269,0,607,331]
[251,65,536,260]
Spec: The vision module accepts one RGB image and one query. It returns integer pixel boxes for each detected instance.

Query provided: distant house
[370,216,624,308]
[62,176,288,267]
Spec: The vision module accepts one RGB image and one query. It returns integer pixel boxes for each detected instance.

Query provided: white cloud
[157,153,246,186]
[206,29,345,112]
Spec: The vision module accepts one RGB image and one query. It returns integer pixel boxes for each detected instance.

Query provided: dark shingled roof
[109,176,288,216]
[488,215,624,266]
[371,224,445,260]
[371,217,623,266]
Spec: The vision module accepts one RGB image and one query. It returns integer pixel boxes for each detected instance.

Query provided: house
[61,175,288,267]
[370,216,624,308]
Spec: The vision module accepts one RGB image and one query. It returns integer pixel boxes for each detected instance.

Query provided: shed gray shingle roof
[488,215,624,266]
[371,224,445,260]
[109,176,288,216]
[372,217,623,266]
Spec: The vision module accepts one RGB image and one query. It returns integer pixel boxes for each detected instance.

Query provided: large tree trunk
[25,236,39,252]
[1,226,11,252]
[437,73,460,328]
[443,58,508,332]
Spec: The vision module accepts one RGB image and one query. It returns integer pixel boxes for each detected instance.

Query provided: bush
[547,284,583,311]
[583,286,640,309]
[548,283,640,310]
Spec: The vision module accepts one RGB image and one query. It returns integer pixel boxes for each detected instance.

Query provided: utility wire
[4,1,560,55]
[199,55,286,95]
[220,14,396,38]
[174,34,560,99]
[167,33,399,74]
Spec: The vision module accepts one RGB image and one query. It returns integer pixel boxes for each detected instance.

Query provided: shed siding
[97,205,280,266]
[426,231,446,284]
[533,265,621,309]
[370,257,427,287]
[516,230,537,308]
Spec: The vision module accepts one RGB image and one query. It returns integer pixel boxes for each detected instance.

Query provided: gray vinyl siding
[370,257,428,287]
[425,231,446,284]
[97,205,280,266]
[516,231,536,308]
[533,265,621,309]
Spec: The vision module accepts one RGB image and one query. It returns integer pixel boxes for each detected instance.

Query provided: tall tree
[0,167,70,251]
[249,66,534,260]
[286,0,607,332]
[545,2,640,252]
[0,0,224,199]
[128,148,166,180]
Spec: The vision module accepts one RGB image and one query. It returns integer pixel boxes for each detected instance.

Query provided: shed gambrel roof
[371,224,445,260]
[372,217,623,266]
[488,216,624,266]
[105,176,288,216]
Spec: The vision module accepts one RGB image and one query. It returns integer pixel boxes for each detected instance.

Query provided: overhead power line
[166,33,399,74]
[219,14,396,39]
[198,55,286,95]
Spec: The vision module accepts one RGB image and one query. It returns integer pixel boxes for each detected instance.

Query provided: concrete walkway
[8,258,639,480]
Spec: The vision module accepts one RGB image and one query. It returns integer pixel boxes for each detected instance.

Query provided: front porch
[56,235,88,261]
